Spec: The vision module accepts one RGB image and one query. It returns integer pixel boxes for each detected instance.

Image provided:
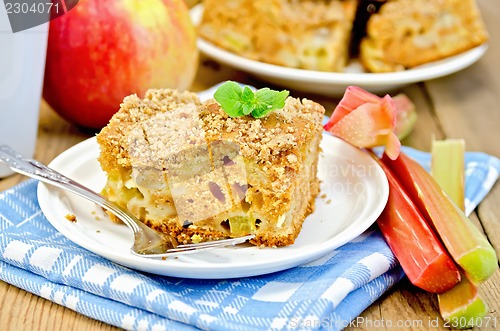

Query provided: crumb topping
[97,88,325,174]
[97,89,201,171]
[198,97,324,165]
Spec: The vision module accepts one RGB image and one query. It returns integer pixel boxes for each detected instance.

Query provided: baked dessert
[360,0,489,72]
[198,0,358,72]
[198,0,488,73]
[96,89,324,247]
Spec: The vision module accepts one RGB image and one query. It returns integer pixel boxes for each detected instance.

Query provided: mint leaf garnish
[252,88,289,118]
[213,81,289,118]
[213,81,246,117]
[241,86,255,103]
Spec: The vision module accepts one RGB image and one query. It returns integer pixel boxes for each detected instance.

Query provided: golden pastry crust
[199,0,358,72]
[360,0,489,72]
[96,88,324,247]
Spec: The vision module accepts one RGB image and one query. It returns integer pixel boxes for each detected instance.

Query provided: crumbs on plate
[65,214,77,223]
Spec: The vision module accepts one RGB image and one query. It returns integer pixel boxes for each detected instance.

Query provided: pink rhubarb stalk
[373,154,460,293]
[324,86,401,159]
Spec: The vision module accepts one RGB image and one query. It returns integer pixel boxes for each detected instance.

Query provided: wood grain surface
[1,0,499,330]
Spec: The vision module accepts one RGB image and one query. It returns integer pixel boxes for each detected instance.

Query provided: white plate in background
[37,134,388,279]
[190,5,488,96]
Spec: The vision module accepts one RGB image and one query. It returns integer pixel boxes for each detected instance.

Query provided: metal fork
[0,145,254,257]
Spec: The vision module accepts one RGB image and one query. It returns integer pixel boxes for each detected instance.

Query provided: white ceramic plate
[190,5,488,96]
[37,134,388,279]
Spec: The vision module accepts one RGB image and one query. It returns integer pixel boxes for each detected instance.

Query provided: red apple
[43,0,199,129]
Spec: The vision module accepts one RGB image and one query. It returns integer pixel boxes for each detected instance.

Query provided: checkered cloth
[0,147,498,331]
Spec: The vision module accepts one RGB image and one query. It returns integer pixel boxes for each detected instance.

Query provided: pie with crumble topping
[96,88,324,247]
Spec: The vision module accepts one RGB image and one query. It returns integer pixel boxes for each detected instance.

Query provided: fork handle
[0,145,72,185]
[0,144,143,233]
[0,144,104,200]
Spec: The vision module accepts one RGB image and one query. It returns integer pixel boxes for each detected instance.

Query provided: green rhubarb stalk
[431,139,489,328]
[438,275,489,329]
[393,94,417,140]
[382,152,497,284]
[431,139,465,211]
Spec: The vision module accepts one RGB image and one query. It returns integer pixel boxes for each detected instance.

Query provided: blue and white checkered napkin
[0,150,499,331]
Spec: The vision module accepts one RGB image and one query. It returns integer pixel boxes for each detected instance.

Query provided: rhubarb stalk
[324,86,401,160]
[431,139,489,328]
[373,154,460,293]
[393,94,417,140]
[431,139,465,211]
[382,152,497,284]
[438,276,489,328]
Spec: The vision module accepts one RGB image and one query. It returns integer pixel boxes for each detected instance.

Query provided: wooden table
[1,0,499,329]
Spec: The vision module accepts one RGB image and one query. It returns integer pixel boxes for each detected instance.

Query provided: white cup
[0,6,48,177]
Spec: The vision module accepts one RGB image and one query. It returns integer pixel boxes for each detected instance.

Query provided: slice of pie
[359,0,489,72]
[96,88,325,247]
[198,0,358,72]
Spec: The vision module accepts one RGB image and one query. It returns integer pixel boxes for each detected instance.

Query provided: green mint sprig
[213,81,289,118]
